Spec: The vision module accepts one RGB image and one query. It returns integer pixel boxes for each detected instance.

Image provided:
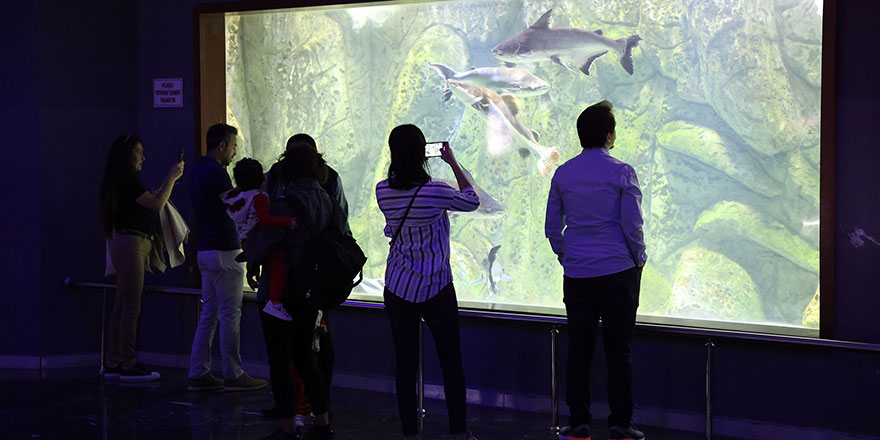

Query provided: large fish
[439,166,505,219]
[430,63,550,98]
[491,9,642,75]
[446,79,560,177]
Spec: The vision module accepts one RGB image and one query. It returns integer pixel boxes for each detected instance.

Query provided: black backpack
[281,195,366,310]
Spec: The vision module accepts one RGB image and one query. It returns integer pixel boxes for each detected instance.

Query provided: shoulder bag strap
[281,194,314,234]
[389,183,425,248]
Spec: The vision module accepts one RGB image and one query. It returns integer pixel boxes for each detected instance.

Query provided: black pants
[317,316,335,401]
[564,266,642,428]
[260,303,330,419]
[384,284,467,436]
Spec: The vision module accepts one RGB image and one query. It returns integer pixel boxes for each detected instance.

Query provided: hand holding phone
[425,141,446,158]
[178,148,185,162]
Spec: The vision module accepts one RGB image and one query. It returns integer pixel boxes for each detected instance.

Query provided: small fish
[440,166,505,219]
[491,9,642,75]
[430,63,550,99]
[445,79,560,177]
[802,218,820,228]
[481,245,512,296]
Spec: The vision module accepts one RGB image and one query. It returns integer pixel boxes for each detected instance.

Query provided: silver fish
[485,245,511,296]
[471,245,512,297]
[491,9,642,75]
[430,63,550,98]
[445,79,560,177]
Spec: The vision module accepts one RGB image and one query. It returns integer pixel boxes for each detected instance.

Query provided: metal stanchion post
[551,327,558,431]
[705,338,715,440]
[418,317,426,431]
[100,288,108,376]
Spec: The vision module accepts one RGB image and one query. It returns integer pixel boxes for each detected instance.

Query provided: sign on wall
[153,78,183,108]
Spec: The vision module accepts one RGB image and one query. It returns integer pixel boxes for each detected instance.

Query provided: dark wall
[832,0,880,344]
[0,2,40,358]
[34,1,141,358]
[2,0,877,437]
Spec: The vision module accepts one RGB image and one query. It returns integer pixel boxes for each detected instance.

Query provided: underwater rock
[669,247,765,322]
[690,0,806,155]
[778,0,823,88]
[239,12,354,169]
[655,121,782,197]
[638,0,707,103]
[581,0,643,25]
[802,286,819,329]
[646,148,730,275]
[611,76,674,163]
[694,201,818,323]
[787,149,819,209]
[225,16,253,162]
[638,263,673,315]
[695,201,818,272]
[450,241,483,291]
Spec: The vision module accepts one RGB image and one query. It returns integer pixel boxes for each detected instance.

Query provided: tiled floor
[0,366,730,439]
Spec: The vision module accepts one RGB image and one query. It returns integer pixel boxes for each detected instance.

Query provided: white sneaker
[263,301,293,321]
[312,310,324,352]
[295,414,305,428]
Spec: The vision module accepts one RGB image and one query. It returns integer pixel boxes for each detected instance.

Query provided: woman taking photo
[375,124,479,440]
[98,135,184,381]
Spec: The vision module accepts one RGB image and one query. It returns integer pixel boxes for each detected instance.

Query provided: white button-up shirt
[545,147,647,278]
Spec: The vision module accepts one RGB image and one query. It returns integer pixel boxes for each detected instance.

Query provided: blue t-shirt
[189,157,240,251]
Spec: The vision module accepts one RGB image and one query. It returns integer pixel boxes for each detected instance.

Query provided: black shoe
[558,424,591,440]
[102,365,121,379]
[302,424,333,440]
[187,373,224,391]
[262,428,299,439]
[609,424,645,440]
[119,364,160,381]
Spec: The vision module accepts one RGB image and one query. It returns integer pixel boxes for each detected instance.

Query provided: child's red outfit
[223,189,291,306]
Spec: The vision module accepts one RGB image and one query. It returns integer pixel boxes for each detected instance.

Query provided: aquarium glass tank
[221,0,824,334]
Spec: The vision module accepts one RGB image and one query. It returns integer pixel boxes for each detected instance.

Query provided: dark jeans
[260,303,330,419]
[563,266,642,428]
[384,284,467,436]
[317,316,335,400]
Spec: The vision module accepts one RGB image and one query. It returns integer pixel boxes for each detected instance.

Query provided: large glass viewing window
[197,0,827,336]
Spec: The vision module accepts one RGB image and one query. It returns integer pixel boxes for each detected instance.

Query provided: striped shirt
[376,179,480,303]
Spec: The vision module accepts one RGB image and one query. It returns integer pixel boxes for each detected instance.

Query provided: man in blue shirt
[187,123,266,392]
[546,101,646,440]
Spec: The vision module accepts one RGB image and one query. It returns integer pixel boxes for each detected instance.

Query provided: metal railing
[66,277,880,440]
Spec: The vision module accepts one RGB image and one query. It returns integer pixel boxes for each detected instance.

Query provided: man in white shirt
[546,101,647,440]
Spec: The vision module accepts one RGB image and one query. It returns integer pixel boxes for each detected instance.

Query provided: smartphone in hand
[178,148,185,162]
[425,141,448,158]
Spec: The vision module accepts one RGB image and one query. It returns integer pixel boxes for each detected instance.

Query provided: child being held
[222,157,295,322]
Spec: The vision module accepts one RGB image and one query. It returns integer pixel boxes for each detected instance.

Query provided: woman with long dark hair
[376,124,479,440]
[98,134,184,381]
[255,145,337,439]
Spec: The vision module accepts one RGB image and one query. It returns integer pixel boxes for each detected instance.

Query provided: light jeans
[107,234,152,369]
[188,249,245,380]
